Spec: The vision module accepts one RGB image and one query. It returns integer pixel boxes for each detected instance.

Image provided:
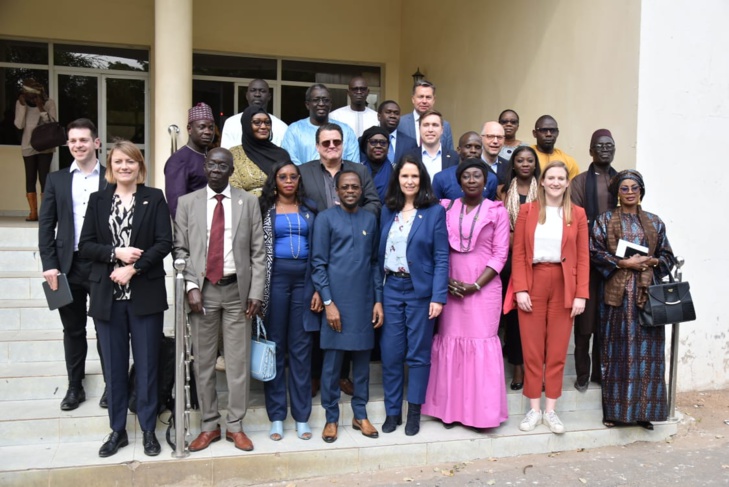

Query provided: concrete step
[0,273,176,303]
[0,408,678,486]
[0,369,603,446]
[0,302,175,337]
[0,226,38,249]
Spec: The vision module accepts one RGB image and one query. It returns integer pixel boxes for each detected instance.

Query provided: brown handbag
[30,116,66,152]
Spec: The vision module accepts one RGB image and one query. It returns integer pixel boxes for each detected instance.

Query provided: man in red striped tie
[173,147,266,452]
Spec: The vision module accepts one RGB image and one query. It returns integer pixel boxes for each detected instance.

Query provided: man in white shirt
[330,76,379,137]
[397,80,454,151]
[406,110,458,180]
[38,118,108,411]
[221,79,288,148]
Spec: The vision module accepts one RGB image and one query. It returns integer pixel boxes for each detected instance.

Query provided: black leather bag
[639,275,696,327]
[30,116,66,152]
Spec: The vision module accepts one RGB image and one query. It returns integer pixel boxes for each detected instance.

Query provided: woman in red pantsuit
[505,161,589,434]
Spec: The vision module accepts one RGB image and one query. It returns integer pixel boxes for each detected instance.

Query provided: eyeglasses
[205,162,230,172]
[350,87,368,93]
[481,134,505,141]
[368,139,388,147]
[593,143,615,150]
[619,185,640,194]
[338,184,361,191]
[277,174,300,182]
[460,173,484,181]
[536,127,559,134]
[308,97,331,105]
[499,119,519,125]
[251,119,272,127]
[320,139,342,148]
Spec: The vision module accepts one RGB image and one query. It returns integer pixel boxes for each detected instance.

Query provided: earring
[274,188,277,195]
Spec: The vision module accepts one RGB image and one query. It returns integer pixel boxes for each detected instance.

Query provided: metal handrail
[168,124,180,155]
[172,258,190,458]
[667,256,685,421]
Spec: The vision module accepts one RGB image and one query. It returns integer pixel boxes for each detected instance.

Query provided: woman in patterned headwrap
[497,146,541,391]
[590,169,676,429]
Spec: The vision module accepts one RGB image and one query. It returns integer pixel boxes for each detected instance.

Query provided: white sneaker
[519,409,542,432]
[215,355,226,372]
[543,410,565,434]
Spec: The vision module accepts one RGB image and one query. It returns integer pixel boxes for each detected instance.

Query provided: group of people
[37,74,676,459]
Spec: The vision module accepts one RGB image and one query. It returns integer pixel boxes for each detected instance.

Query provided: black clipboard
[42,273,74,310]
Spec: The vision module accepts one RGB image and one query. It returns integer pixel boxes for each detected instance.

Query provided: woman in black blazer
[79,140,172,458]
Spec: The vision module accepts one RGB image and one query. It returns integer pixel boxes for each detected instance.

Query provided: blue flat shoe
[269,420,284,441]
[296,421,312,440]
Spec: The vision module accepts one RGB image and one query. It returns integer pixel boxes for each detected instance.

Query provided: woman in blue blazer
[378,154,449,436]
[79,140,172,458]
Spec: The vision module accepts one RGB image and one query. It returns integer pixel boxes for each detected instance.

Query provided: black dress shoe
[99,430,129,457]
[382,414,402,433]
[143,431,161,456]
[60,388,86,411]
[405,402,421,436]
[99,387,108,409]
[510,381,524,391]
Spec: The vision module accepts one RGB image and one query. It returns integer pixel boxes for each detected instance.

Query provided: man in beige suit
[173,147,265,452]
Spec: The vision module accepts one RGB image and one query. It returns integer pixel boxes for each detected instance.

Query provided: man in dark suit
[406,110,459,181]
[38,118,108,411]
[397,80,454,151]
[480,121,510,184]
[377,100,418,165]
[174,147,266,453]
[299,123,381,217]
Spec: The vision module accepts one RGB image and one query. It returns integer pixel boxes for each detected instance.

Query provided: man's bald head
[457,131,483,162]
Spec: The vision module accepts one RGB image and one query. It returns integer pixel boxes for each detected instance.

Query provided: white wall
[636,0,729,391]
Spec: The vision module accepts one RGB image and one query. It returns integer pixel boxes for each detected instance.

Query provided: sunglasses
[619,185,641,194]
[320,139,342,148]
[368,139,388,147]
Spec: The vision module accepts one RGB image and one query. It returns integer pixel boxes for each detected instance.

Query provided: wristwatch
[133,262,142,274]
[323,299,332,306]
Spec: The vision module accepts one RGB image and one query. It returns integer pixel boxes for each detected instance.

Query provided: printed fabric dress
[422,198,510,428]
[590,209,676,423]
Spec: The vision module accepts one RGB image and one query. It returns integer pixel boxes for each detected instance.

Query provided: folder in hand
[42,273,74,310]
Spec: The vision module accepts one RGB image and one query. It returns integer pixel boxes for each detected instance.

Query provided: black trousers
[23,153,53,193]
[573,268,602,383]
[58,253,105,388]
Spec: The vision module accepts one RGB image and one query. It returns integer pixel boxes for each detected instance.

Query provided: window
[54,44,148,72]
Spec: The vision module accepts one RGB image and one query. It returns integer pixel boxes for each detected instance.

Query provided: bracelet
[473,282,481,291]
[110,247,116,263]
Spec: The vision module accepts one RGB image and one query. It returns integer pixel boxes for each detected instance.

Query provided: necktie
[206,194,225,284]
[388,134,396,164]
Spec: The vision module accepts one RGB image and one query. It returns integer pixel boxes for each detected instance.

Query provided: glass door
[56,72,148,171]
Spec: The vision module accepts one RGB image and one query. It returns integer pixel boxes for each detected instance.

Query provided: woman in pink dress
[423,159,510,429]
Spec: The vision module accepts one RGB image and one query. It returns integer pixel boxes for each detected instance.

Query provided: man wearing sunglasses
[331,77,379,138]
[531,115,580,179]
[282,84,360,165]
[570,129,618,393]
[298,123,381,216]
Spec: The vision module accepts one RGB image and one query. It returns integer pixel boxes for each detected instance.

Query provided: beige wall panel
[399,0,640,170]
[0,147,27,215]
[0,0,153,45]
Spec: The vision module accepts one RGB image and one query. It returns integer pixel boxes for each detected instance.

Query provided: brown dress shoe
[226,430,254,451]
[322,422,338,443]
[189,429,221,452]
[339,378,354,396]
[352,418,379,438]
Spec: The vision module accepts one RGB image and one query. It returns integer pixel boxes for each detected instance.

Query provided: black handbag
[30,116,66,152]
[639,274,696,327]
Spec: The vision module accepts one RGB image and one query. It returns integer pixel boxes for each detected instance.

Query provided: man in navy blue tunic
[311,170,384,443]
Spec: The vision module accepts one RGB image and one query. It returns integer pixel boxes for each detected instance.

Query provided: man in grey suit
[39,118,108,411]
[397,80,454,151]
[173,147,266,453]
